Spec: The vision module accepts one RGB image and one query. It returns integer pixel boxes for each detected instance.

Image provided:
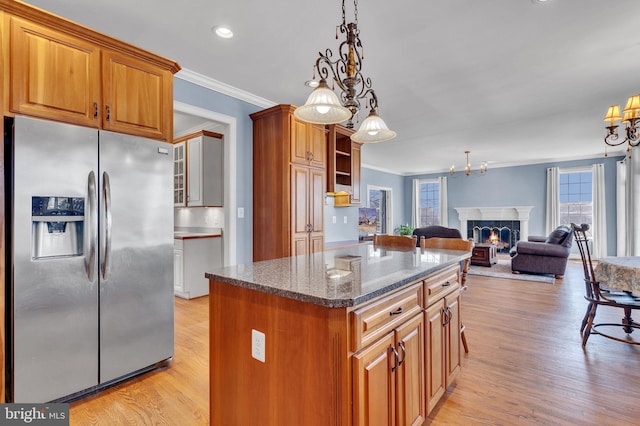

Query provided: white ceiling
[23,0,640,175]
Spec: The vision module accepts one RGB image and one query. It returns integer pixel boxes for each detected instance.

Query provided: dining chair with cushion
[420,236,473,353]
[373,234,417,248]
[572,223,640,347]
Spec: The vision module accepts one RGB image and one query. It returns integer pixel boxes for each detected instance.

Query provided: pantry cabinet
[173,130,224,207]
[251,105,326,261]
[4,5,178,141]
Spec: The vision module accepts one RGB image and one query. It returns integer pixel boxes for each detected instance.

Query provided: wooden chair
[373,234,417,248]
[421,236,473,353]
[572,223,640,347]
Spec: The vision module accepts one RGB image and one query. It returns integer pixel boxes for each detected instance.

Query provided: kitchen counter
[208,245,469,425]
[206,244,468,308]
[173,227,221,240]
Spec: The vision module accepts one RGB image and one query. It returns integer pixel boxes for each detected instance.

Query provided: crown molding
[175,68,276,109]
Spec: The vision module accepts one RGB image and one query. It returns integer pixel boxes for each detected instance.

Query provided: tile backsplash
[175,207,225,228]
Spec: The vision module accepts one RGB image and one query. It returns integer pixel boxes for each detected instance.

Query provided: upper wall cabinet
[173,130,224,207]
[4,3,179,141]
[327,124,362,205]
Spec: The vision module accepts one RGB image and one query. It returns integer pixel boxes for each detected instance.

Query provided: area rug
[468,259,555,284]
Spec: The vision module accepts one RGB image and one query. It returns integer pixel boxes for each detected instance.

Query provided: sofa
[509,225,574,278]
[412,226,462,247]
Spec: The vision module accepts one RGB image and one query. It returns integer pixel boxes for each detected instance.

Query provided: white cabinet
[174,142,186,206]
[174,130,224,207]
[174,236,223,299]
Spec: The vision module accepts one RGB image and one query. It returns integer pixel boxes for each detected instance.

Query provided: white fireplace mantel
[455,206,534,242]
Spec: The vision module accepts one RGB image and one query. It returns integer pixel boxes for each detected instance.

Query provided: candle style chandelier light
[450,151,488,177]
[603,94,640,152]
[293,0,396,143]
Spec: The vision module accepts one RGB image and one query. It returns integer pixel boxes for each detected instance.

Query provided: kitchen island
[206,244,470,425]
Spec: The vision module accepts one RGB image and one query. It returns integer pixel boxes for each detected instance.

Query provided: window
[559,169,592,228]
[367,186,392,234]
[416,179,440,227]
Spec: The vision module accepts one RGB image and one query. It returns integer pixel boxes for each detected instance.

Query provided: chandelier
[450,151,488,177]
[604,94,640,150]
[293,0,396,143]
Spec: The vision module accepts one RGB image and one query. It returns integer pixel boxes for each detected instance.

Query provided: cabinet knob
[306,151,313,162]
[105,105,111,121]
[93,102,98,119]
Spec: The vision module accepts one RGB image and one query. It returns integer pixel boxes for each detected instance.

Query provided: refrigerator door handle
[102,171,112,280]
[86,171,98,281]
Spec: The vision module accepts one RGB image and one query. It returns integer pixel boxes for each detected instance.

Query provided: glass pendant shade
[293,80,352,124]
[351,110,397,143]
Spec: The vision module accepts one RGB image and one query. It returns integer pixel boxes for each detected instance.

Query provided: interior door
[98,130,174,383]
[12,116,99,402]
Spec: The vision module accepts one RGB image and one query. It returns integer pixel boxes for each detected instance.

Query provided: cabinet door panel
[10,17,100,126]
[351,142,362,204]
[102,50,171,140]
[445,291,461,386]
[395,314,426,426]
[290,116,309,165]
[187,136,203,205]
[291,165,310,255]
[425,301,445,414]
[308,124,327,168]
[353,333,396,426]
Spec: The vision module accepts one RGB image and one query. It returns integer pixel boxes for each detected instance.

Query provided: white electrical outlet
[238,207,245,218]
[343,216,348,224]
[332,216,337,224]
[251,329,265,362]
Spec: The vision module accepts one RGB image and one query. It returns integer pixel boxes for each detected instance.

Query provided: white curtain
[591,163,607,258]
[439,176,449,227]
[411,178,420,228]
[617,159,628,255]
[618,154,640,256]
[545,167,560,234]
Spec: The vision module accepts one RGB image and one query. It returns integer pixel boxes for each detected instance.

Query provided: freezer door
[98,131,174,383]
[11,116,99,402]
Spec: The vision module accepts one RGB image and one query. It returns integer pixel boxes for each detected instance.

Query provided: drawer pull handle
[389,307,403,316]
[442,281,451,287]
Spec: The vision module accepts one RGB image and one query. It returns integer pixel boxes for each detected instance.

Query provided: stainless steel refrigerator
[5,116,174,402]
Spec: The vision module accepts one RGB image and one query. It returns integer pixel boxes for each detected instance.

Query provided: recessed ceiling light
[212,26,233,39]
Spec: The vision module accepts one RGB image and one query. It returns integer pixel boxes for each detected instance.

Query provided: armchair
[509,225,573,278]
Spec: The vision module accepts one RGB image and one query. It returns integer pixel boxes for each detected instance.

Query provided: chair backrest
[420,237,473,284]
[571,223,600,300]
[373,234,417,248]
[547,225,574,248]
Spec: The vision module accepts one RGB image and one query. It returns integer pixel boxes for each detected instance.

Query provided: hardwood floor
[68,260,640,425]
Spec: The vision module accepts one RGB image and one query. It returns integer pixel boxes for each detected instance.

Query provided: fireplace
[454,206,534,252]
[467,220,520,253]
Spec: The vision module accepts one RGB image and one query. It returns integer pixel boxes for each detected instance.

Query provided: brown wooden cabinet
[354,312,426,426]
[251,105,326,261]
[5,7,178,141]
[327,124,362,205]
[425,268,461,415]
[209,260,463,425]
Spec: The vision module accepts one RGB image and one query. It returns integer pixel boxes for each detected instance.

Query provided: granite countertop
[206,245,469,308]
[174,227,222,239]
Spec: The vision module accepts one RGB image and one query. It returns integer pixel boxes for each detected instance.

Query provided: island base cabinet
[209,281,351,426]
[426,289,461,415]
[353,313,426,426]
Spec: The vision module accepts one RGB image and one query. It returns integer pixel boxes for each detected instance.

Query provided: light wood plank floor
[68,260,640,425]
